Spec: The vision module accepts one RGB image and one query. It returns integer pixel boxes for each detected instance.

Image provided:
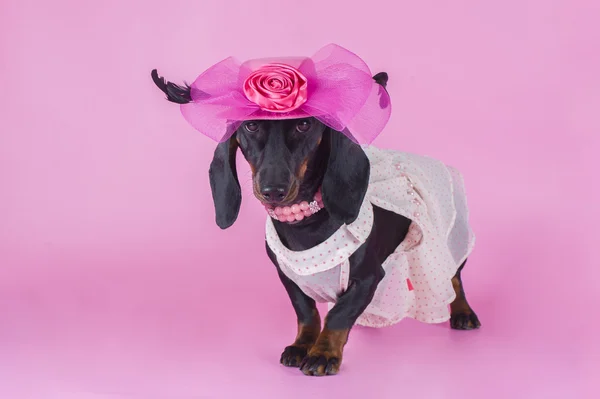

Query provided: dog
[151,68,481,377]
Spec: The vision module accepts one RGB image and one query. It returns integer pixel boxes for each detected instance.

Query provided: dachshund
[151,69,481,376]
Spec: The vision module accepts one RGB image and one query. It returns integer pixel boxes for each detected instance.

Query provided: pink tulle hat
[180,44,391,144]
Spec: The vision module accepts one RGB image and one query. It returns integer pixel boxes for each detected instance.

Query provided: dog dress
[265,146,475,327]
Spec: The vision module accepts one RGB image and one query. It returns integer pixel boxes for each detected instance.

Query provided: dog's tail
[151,69,192,104]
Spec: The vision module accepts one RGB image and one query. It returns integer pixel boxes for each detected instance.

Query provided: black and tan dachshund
[151,69,481,376]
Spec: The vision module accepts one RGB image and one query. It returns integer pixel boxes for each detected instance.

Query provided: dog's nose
[261,185,288,203]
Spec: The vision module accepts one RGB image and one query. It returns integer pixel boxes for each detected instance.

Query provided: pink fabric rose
[243,63,308,113]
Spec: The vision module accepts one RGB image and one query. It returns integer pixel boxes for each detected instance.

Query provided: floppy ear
[151,69,192,104]
[209,137,242,229]
[321,130,370,225]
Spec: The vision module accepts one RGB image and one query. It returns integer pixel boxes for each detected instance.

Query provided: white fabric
[265,146,475,327]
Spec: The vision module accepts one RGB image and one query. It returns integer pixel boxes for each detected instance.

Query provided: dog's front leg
[266,244,321,368]
[300,247,384,376]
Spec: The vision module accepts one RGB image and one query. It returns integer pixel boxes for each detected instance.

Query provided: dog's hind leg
[450,260,481,330]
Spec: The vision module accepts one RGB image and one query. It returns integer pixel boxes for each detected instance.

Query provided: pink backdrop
[1,0,598,397]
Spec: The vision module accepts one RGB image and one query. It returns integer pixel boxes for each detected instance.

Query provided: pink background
[1,0,598,397]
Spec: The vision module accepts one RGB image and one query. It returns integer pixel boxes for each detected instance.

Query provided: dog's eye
[296,120,311,133]
[244,122,259,132]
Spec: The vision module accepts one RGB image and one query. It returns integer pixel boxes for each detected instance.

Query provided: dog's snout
[261,185,289,203]
[256,161,295,204]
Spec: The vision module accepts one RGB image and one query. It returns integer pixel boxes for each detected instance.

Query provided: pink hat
[180,44,391,144]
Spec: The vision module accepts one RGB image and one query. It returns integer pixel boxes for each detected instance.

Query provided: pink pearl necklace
[265,190,324,223]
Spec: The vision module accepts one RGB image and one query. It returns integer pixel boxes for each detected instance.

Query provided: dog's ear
[151,69,192,104]
[209,136,242,229]
[322,130,370,225]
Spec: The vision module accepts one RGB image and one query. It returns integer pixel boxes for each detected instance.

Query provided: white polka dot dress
[265,146,475,327]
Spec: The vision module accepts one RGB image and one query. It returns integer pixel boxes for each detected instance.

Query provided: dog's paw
[280,345,309,367]
[450,311,481,330]
[299,351,341,376]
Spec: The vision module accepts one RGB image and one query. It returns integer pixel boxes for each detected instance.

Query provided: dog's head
[151,70,389,229]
